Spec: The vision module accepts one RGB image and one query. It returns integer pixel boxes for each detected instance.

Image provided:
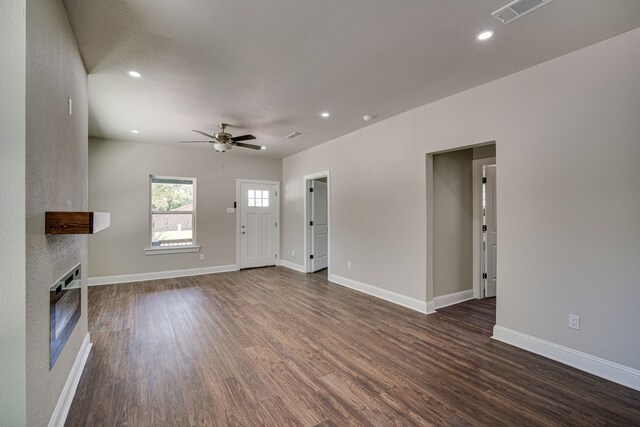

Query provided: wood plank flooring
[66,267,640,426]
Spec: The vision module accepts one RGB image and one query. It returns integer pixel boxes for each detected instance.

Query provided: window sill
[144,246,201,256]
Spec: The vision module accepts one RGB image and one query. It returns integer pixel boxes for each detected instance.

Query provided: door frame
[235,179,280,269]
[472,157,496,298]
[303,170,331,274]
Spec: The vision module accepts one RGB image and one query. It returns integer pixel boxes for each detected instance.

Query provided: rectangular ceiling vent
[492,0,555,24]
[285,131,305,140]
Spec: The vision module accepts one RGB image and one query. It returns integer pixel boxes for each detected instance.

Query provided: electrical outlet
[199,254,205,261]
[347,261,352,270]
[568,314,580,330]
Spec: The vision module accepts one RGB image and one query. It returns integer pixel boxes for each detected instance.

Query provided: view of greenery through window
[151,182,193,211]
[151,179,195,247]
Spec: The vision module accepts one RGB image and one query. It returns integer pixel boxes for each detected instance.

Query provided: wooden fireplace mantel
[45,211,110,235]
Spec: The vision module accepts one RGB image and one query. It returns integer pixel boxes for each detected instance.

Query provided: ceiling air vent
[492,0,555,24]
[285,131,305,140]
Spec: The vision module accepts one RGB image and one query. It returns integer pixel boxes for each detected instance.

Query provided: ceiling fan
[179,123,263,152]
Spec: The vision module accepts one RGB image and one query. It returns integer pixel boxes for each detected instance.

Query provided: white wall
[433,149,473,297]
[284,139,428,301]
[0,0,27,424]
[88,138,282,278]
[25,1,90,425]
[282,28,640,370]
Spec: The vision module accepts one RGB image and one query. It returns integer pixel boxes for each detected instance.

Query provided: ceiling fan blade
[234,142,262,150]
[178,140,210,143]
[231,134,256,142]
[192,130,217,139]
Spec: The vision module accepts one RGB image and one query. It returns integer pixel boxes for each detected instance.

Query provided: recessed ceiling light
[127,70,142,78]
[130,129,140,134]
[321,112,330,118]
[363,114,377,121]
[260,146,266,150]
[477,31,494,41]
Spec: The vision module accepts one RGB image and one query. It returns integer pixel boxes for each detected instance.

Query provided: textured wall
[282,28,640,369]
[25,1,89,425]
[88,138,282,277]
[433,149,473,297]
[0,0,27,424]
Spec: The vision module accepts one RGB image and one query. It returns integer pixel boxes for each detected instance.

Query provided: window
[248,189,269,207]
[146,176,199,254]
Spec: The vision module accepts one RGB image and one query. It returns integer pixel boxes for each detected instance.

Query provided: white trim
[278,260,306,273]
[48,333,92,427]
[236,179,280,269]
[425,300,436,314]
[426,155,435,302]
[144,245,200,255]
[328,273,435,315]
[433,289,475,309]
[303,171,331,274]
[88,264,238,286]
[492,326,640,392]
[472,157,496,299]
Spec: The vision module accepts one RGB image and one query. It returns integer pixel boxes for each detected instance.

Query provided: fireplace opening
[50,264,81,368]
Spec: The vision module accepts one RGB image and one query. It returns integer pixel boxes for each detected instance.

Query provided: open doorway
[303,171,330,274]
[426,143,496,312]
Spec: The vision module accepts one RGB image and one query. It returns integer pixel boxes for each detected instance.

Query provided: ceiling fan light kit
[179,123,261,152]
[213,142,230,152]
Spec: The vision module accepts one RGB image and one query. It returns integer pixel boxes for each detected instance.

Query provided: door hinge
[275,191,277,196]
[482,177,487,184]
[234,201,237,208]
[482,273,488,279]
[275,222,278,227]
[310,254,314,259]
[275,254,278,258]
[309,221,314,226]
[482,225,487,232]
[309,188,314,192]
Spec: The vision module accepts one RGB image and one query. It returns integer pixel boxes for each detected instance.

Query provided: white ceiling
[64,0,640,159]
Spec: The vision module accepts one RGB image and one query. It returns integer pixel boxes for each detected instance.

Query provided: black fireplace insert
[50,264,81,368]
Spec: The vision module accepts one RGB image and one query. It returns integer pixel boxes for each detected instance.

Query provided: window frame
[247,189,271,207]
[145,175,200,255]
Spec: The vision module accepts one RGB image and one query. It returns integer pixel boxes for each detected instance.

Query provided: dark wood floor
[66,267,640,426]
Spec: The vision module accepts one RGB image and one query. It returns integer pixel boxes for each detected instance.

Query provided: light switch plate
[226,208,235,214]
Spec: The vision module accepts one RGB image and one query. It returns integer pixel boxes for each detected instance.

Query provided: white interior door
[484,165,497,297]
[240,182,278,269]
[310,180,328,272]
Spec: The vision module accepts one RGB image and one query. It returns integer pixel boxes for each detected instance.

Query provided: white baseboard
[425,300,436,314]
[88,264,238,286]
[492,325,640,392]
[328,273,434,315]
[278,260,306,273]
[434,289,475,309]
[48,333,92,427]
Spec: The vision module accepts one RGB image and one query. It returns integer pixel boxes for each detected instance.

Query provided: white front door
[484,165,497,298]
[310,180,328,272]
[240,182,278,269]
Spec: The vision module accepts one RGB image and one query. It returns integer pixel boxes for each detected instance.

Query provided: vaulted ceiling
[64,0,640,158]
